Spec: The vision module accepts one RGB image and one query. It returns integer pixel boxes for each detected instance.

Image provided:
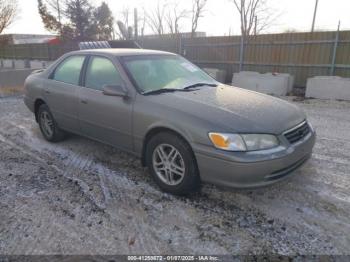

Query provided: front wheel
[146,132,200,195]
[37,104,66,142]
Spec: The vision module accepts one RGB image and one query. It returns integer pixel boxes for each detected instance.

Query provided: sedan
[24,48,316,195]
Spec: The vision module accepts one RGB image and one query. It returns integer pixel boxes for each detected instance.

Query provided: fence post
[239,34,244,72]
[330,21,341,76]
[47,43,52,61]
[11,45,15,68]
[178,35,183,55]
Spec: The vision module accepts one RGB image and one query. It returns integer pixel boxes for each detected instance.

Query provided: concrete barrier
[30,60,45,69]
[2,59,14,68]
[232,71,294,96]
[0,69,35,88]
[203,68,226,83]
[13,60,28,69]
[0,59,53,69]
[305,76,350,101]
[277,73,295,93]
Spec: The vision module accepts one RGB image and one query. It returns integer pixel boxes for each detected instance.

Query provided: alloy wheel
[152,143,186,186]
[40,111,54,138]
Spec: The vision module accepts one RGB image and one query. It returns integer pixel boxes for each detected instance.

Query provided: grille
[284,122,310,144]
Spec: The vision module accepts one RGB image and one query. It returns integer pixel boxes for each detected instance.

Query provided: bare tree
[37,0,65,35]
[139,9,146,37]
[120,6,131,29]
[45,0,64,27]
[165,2,188,36]
[116,6,147,40]
[231,0,277,37]
[145,2,166,36]
[190,0,207,38]
[0,0,18,34]
[116,6,132,39]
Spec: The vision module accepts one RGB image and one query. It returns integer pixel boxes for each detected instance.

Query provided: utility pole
[254,15,257,35]
[330,21,341,75]
[134,8,138,39]
[311,0,319,32]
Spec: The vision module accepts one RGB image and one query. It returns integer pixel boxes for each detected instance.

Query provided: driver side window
[85,56,124,91]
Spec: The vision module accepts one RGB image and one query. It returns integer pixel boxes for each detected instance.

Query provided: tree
[94,2,114,40]
[165,2,188,36]
[230,0,278,71]
[191,0,207,38]
[138,9,146,37]
[231,0,277,37]
[0,0,18,34]
[120,6,132,29]
[116,7,133,40]
[37,0,62,34]
[145,2,166,36]
[38,0,115,41]
[65,0,96,41]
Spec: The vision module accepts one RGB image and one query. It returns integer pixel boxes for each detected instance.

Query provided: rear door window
[85,56,124,91]
[52,55,85,85]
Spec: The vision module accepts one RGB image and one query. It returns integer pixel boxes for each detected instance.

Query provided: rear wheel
[146,132,200,195]
[37,104,66,142]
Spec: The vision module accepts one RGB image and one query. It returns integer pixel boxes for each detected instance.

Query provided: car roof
[71,48,176,57]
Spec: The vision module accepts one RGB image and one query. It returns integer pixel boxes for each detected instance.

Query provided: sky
[3,0,350,36]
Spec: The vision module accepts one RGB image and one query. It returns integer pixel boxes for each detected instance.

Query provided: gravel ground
[0,96,349,255]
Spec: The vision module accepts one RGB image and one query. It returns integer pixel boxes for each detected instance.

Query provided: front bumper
[193,127,316,188]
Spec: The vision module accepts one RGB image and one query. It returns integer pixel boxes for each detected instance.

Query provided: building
[0,34,57,45]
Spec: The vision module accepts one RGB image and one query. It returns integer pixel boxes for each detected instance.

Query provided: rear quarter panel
[24,72,45,113]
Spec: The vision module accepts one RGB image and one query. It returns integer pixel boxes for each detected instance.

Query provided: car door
[78,55,133,151]
[43,55,86,132]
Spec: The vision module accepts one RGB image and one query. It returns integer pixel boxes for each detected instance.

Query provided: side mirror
[102,85,128,97]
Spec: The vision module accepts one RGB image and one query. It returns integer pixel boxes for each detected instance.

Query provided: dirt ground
[0,96,349,255]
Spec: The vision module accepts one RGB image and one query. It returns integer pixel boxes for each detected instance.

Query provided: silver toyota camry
[24,48,316,195]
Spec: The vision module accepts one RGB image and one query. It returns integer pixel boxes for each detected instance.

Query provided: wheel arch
[141,126,197,168]
[34,98,46,122]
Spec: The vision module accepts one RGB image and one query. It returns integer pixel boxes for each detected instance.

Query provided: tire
[145,132,200,195]
[37,104,66,142]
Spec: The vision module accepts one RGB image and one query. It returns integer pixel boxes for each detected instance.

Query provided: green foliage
[94,2,114,40]
[65,0,95,41]
[37,0,114,41]
[37,0,61,33]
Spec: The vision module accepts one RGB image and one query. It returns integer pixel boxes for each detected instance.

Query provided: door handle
[45,90,50,94]
[81,100,88,104]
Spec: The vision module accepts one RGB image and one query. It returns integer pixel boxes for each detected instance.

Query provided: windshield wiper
[143,88,198,96]
[183,83,218,90]
[142,83,217,95]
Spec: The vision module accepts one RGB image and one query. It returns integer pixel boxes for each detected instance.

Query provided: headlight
[208,133,246,151]
[209,133,279,152]
[241,134,279,151]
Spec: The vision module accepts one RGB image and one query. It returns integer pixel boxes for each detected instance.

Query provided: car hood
[152,84,306,134]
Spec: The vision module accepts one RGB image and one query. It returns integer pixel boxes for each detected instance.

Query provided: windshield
[121,55,217,94]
